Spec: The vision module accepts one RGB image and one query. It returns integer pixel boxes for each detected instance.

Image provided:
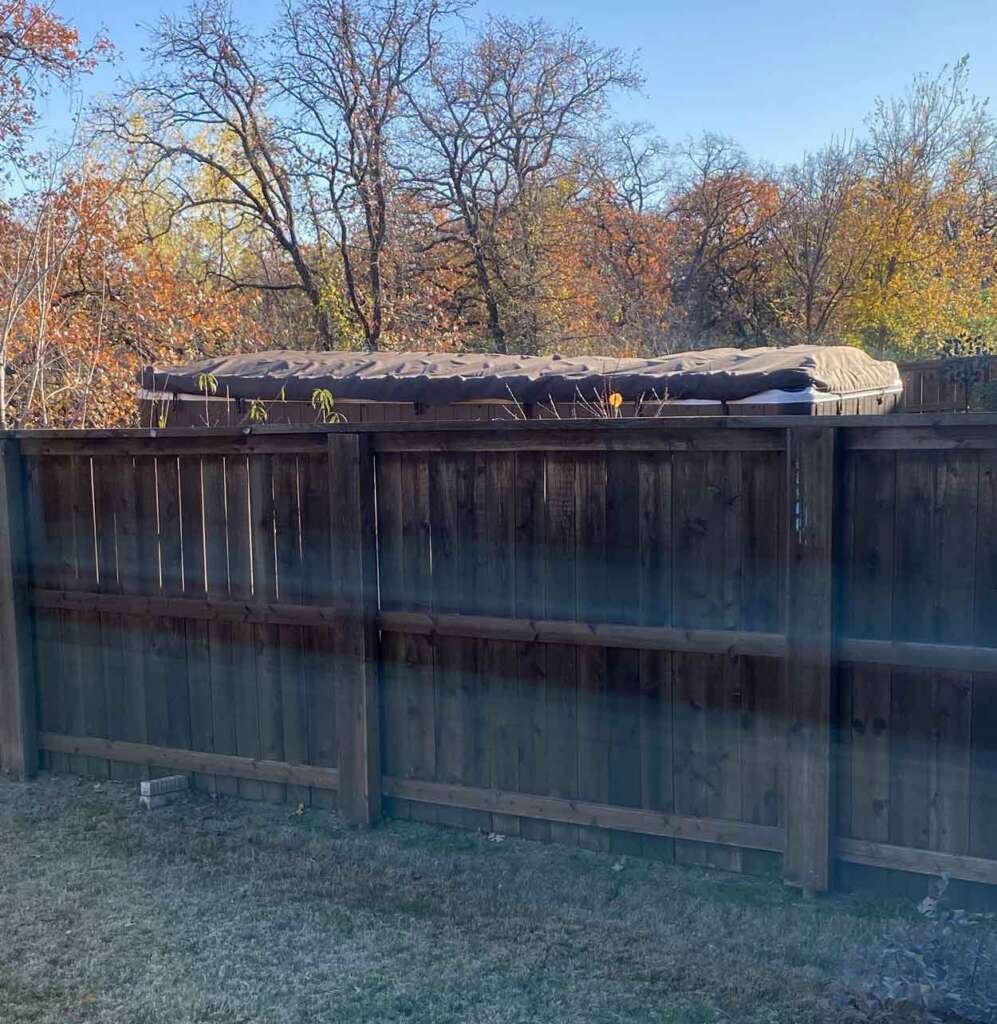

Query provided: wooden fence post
[783,425,836,894]
[0,438,36,778]
[328,432,382,825]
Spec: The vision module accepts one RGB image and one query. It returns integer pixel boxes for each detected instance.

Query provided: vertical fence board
[890,456,936,852]
[463,456,491,825]
[180,456,214,792]
[154,456,191,768]
[929,456,978,855]
[605,453,643,857]
[300,450,337,810]
[515,451,549,843]
[329,433,381,825]
[705,453,744,872]
[69,455,106,778]
[250,453,284,803]
[672,453,734,867]
[0,440,34,777]
[841,451,895,849]
[377,452,408,818]
[575,453,609,852]
[972,453,997,860]
[476,453,518,836]
[544,453,579,847]
[739,451,785,876]
[93,456,131,781]
[429,453,487,831]
[201,455,234,796]
[400,453,436,825]
[275,455,309,807]
[116,457,150,780]
[784,427,836,893]
[132,458,160,780]
[637,453,674,862]
[24,455,67,773]
[226,455,263,801]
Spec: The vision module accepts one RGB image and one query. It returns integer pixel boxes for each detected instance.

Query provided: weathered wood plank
[672,453,731,867]
[380,777,785,852]
[544,453,579,847]
[374,427,784,454]
[393,453,435,823]
[155,456,191,767]
[274,454,309,807]
[476,453,518,836]
[202,455,235,797]
[329,433,381,825]
[836,837,997,886]
[92,456,133,782]
[227,454,263,801]
[375,452,406,818]
[179,456,214,793]
[429,453,483,831]
[928,455,978,856]
[300,450,337,810]
[605,453,643,857]
[0,440,35,777]
[637,453,674,862]
[130,458,160,782]
[739,451,785,876]
[784,426,836,893]
[575,453,609,851]
[839,450,895,846]
[971,453,997,860]
[23,455,65,773]
[36,584,997,672]
[249,453,284,803]
[514,451,549,843]
[68,454,106,779]
[38,732,337,789]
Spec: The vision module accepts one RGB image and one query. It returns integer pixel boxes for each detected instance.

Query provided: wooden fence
[899,356,997,413]
[2,415,997,896]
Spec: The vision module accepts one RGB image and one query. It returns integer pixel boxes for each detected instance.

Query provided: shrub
[836,875,997,1023]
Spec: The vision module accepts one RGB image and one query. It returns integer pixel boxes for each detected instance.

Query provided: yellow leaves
[840,170,995,357]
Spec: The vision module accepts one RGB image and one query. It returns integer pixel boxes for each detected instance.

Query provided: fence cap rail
[5,410,997,443]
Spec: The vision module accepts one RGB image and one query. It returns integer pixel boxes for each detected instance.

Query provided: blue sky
[41,0,997,167]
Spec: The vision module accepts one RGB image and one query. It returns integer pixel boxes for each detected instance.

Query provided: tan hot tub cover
[140,345,901,405]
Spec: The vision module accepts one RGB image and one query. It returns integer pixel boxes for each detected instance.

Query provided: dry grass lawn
[0,773,968,1023]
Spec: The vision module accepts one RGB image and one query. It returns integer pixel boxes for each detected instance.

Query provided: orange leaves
[0,1,111,156]
[1,165,258,428]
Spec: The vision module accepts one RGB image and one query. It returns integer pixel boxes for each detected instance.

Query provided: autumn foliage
[2,3,997,428]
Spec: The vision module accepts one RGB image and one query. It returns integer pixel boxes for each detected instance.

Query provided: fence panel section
[4,415,997,896]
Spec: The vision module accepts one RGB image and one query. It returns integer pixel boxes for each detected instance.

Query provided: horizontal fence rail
[2,415,997,896]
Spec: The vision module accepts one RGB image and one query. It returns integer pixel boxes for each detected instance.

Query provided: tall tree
[406,17,641,352]
[772,140,875,343]
[666,134,779,344]
[107,2,337,344]
[0,0,109,171]
[280,0,461,349]
[851,58,997,355]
